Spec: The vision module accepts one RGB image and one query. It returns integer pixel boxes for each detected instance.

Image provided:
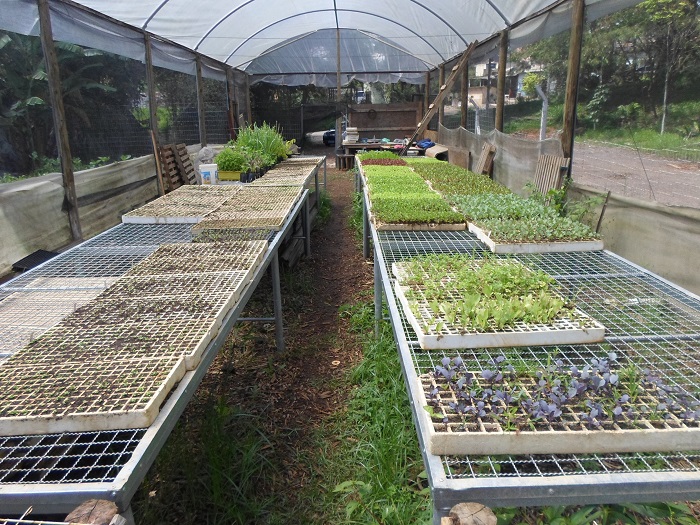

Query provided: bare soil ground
[572,142,700,208]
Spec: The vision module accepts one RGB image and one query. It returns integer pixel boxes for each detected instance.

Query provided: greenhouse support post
[245,75,252,124]
[144,34,159,145]
[38,0,82,242]
[335,25,342,152]
[438,64,445,126]
[144,33,164,196]
[424,71,430,116]
[226,67,239,141]
[195,56,208,146]
[495,29,508,132]
[562,0,585,161]
[460,60,468,128]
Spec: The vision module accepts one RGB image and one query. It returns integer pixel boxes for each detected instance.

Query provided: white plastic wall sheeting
[569,184,700,296]
[0,156,159,276]
[1,0,645,86]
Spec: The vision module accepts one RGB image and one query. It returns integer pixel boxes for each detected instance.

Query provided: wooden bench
[336,153,355,170]
[534,154,570,195]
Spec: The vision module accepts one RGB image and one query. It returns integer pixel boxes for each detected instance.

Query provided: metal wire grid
[81,224,193,247]
[376,230,700,480]
[1,247,154,289]
[0,190,309,495]
[0,429,145,484]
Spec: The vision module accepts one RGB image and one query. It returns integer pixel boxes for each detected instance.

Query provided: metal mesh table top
[0,187,310,500]
[0,429,145,484]
[375,230,700,482]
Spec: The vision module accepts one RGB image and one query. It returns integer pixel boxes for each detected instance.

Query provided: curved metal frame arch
[483,0,511,25]
[244,28,433,73]
[225,8,447,68]
[185,0,467,54]
[405,0,468,47]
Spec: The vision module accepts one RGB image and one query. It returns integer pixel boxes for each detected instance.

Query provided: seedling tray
[418,373,700,456]
[0,355,186,436]
[62,292,235,335]
[193,186,303,231]
[122,186,240,224]
[469,223,604,254]
[364,186,466,232]
[98,271,251,304]
[18,316,218,370]
[191,228,276,243]
[0,289,104,356]
[249,174,311,186]
[392,260,605,350]
[125,240,267,277]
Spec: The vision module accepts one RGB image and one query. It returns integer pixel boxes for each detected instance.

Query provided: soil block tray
[392,261,605,350]
[193,186,303,231]
[0,355,186,436]
[124,240,267,277]
[122,186,240,224]
[98,271,251,304]
[417,372,700,456]
[61,292,235,335]
[17,316,219,370]
[249,174,311,186]
[191,228,276,243]
[0,289,105,357]
[468,223,604,254]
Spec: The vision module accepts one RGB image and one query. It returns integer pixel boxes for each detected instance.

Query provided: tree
[637,0,700,132]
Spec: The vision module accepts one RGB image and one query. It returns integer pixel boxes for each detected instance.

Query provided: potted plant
[215,147,248,181]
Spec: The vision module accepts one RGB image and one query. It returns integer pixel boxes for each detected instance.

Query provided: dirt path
[572,142,700,208]
[137,152,375,520]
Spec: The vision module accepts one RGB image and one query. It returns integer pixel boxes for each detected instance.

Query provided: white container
[199,163,218,185]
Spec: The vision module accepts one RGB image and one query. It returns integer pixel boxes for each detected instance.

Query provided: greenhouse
[1,0,700,523]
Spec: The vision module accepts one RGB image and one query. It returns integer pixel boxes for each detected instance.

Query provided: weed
[315,189,332,226]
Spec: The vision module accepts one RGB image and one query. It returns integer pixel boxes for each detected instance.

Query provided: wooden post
[37,0,82,241]
[144,34,159,143]
[336,27,342,151]
[195,55,207,146]
[460,59,468,128]
[245,74,252,125]
[424,71,430,117]
[495,29,508,132]
[561,0,585,159]
[226,67,239,141]
[438,64,445,126]
[144,33,164,196]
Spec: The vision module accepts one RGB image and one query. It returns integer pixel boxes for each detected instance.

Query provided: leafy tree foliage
[511,0,700,131]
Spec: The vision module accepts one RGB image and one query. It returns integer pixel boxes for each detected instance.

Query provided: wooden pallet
[474,143,496,175]
[159,143,197,192]
[534,154,570,195]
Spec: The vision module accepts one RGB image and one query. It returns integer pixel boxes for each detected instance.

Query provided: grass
[311,301,432,524]
[502,99,700,161]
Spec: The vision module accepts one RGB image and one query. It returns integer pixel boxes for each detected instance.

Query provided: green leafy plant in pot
[215,147,248,181]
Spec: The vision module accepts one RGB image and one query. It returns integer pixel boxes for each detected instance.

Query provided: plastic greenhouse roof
[3,0,643,85]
